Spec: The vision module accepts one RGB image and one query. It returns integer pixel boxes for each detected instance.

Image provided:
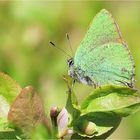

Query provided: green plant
[0,72,140,139]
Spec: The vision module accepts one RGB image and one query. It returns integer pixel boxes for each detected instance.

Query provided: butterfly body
[68,58,95,86]
[67,9,135,88]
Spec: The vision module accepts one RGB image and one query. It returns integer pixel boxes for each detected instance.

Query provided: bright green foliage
[0,72,22,135]
[81,85,140,117]
[64,75,81,126]
[0,96,10,131]
[0,130,17,139]
[0,65,139,139]
[73,112,121,138]
[0,72,22,104]
[64,76,118,138]
[64,75,140,138]
[74,9,134,87]
[31,123,51,139]
[74,85,140,138]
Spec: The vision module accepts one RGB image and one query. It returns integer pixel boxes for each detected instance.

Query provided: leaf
[71,122,120,140]
[81,85,140,117]
[72,111,121,138]
[0,95,10,118]
[63,75,78,105]
[31,122,51,139]
[66,90,80,126]
[0,130,17,139]
[63,75,81,125]
[71,85,140,138]
[0,95,10,131]
[8,86,46,137]
[0,72,22,104]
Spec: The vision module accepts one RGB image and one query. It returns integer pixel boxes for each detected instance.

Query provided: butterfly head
[67,58,75,78]
[67,58,74,68]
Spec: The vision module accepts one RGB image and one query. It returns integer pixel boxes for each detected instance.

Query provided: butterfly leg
[116,80,134,88]
[92,80,98,89]
[72,79,76,87]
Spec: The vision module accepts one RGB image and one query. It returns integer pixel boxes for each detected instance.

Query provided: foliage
[0,72,140,139]
[64,76,140,139]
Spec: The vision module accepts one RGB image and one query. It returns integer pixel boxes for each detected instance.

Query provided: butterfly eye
[68,59,74,67]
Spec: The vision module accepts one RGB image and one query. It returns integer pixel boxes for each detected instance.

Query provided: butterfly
[67,9,135,88]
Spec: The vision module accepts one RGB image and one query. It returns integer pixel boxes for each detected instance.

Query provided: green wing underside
[75,42,134,86]
[74,9,134,87]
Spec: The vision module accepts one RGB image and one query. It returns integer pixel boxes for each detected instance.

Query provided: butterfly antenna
[66,33,74,56]
[50,41,71,57]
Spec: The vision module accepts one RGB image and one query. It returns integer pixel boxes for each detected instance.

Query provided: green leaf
[63,75,78,105]
[0,118,9,131]
[73,111,121,138]
[0,130,17,139]
[81,85,140,117]
[0,72,22,104]
[31,123,51,139]
[0,95,10,132]
[63,75,80,125]
[71,122,120,140]
[71,85,140,138]
[66,90,80,125]
[0,72,21,134]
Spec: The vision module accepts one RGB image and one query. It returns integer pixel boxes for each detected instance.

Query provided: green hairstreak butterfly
[67,9,135,88]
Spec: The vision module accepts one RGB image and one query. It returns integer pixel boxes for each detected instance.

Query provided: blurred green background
[0,1,140,139]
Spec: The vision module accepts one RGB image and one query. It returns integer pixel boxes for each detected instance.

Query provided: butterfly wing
[74,9,134,87]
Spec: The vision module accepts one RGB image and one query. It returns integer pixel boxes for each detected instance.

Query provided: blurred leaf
[31,123,51,139]
[0,72,22,104]
[0,86,16,139]
[72,111,121,138]
[8,86,46,137]
[0,130,17,139]
[81,85,140,117]
[0,95,10,131]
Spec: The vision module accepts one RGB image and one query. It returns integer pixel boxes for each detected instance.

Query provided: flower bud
[84,121,98,136]
[50,106,59,126]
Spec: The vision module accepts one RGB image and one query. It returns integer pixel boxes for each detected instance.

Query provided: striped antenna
[66,33,74,56]
[50,41,71,57]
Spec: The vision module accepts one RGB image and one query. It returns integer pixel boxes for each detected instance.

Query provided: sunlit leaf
[0,72,22,104]
[64,75,80,126]
[73,111,121,138]
[70,85,140,138]
[0,95,9,119]
[81,85,140,117]
[0,95,10,131]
